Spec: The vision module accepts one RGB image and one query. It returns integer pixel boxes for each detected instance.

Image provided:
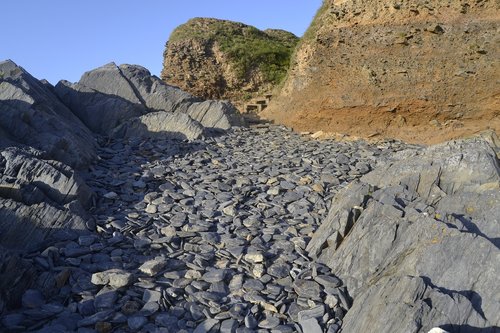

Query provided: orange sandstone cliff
[261,0,500,144]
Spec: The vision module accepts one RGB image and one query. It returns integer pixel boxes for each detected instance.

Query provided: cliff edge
[261,0,500,144]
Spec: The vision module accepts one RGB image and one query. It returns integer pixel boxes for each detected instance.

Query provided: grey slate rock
[309,136,500,331]
[0,59,96,169]
[306,180,371,258]
[314,275,342,288]
[220,318,238,333]
[361,137,500,201]
[293,279,322,300]
[297,305,325,322]
[0,197,91,252]
[77,310,113,327]
[139,257,168,276]
[186,100,245,130]
[0,147,94,207]
[111,111,204,141]
[94,287,117,310]
[21,289,45,309]
[194,318,219,333]
[78,62,244,134]
[258,316,280,329]
[117,63,197,112]
[341,275,488,333]
[119,64,245,130]
[90,269,134,288]
[299,317,322,333]
[128,315,148,330]
[79,62,143,105]
[54,80,145,135]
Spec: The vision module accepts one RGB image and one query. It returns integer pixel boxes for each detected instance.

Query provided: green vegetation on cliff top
[169,18,299,84]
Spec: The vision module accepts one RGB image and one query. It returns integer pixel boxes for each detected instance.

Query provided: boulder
[186,100,245,130]
[308,136,500,331]
[0,60,96,169]
[0,147,94,310]
[342,275,488,333]
[117,63,197,112]
[0,147,93,208]
[79,62,143,105]
[54,80,145,135]
[119,64,245,129]
[0,253,37,310]
[0,147,94,251]
[361,138,500,201]
[112,111,204,141]
[76,62,244,132]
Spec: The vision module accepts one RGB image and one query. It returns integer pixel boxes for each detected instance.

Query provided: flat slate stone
[314,275,342,288]
[194,318,219,333]
[258,316,280,329]
[293,279,322,300]
[128,315,148,330]
[202,269,226,283]
[300,317,323,333]
[138,257,168,276]
[91,269,134,288]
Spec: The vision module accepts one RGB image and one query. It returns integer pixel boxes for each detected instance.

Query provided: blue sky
[1,1,322,84]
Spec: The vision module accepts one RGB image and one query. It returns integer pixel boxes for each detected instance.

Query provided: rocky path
[2,125,413,333]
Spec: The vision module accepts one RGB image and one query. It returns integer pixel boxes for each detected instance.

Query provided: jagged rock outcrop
[0,146,95,311]
[112,111,204,141]
[0,59,247,315]
[0,60,97,169]
[161,18,299,104]
[0,60,96,253]
[185,100,244,130]
[262,0,500,144]
[55,62,244,138]
[307,134,500,332]
[54,80,145,135]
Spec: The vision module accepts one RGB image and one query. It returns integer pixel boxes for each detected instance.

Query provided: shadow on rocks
[440,324,500,333]
[449,214,500,251]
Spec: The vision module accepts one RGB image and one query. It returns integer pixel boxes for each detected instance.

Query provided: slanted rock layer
[55,62,244,139]
[307,134,500,332]
[0,60,96,169]
[0,59,244,316]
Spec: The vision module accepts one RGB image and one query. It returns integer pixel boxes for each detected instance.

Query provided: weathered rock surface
[79,62,144,105]
[308,135,500,331]
[0,147,95,312]
[61,62,245,135]
[0,60,96,169]
[0,62,98,314]
[186,100,244,130]
[117,63,197,112]
[0,147,93,208]
[112,111,204,140]
[54,80,145,135]
[0,124,409,332]
[263,1,500,144]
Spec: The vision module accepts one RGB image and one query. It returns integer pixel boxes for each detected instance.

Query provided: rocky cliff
[0,59,499,333]
[161,18,298,105]
[262,0,500,144]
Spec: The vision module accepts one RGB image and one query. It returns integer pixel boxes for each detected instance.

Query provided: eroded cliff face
[161,18,298,106]
[262,0,500,144]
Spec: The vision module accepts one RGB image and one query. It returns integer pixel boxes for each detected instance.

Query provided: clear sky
[1,1,322,84]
